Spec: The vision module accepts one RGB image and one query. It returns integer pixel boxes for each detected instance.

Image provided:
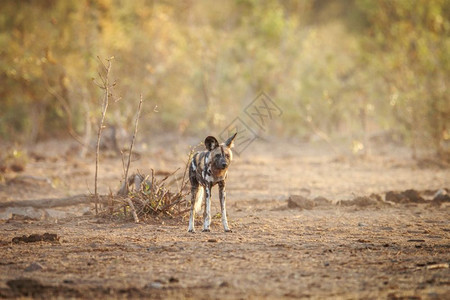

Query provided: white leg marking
[219,183,231,232]
[194,186,204,214]
[188,207,195,232]
[188,186,197,232]
[203,186,211,231]
[222,207,230,232]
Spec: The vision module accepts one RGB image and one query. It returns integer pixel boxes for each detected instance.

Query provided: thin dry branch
[94,57,114,215]
[0,194,111,209]
[124,94,144,194]
[126,198,139,223]
[119,94,145,223]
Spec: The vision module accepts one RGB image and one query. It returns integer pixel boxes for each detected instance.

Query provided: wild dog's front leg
[188,185,197,233]
[218,181,231,232]
[202,184,212,232]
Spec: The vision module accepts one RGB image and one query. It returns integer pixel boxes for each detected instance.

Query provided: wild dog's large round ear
[225,132,237,148]
[204,136,219,151]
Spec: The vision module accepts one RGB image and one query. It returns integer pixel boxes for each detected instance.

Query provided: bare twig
[124,94,144,195]
[94,57,114,215]
[118,95,145,223]
[160,167,180,183]
[127,198,139,223]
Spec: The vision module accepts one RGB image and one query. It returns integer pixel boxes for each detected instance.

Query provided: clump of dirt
[386,189,427,204]
[430,189,450,206]
[385,191,409,203]
[6,278,45,297]
[24,262,46,272]
[312,196,331,206]
[288,193,387,209]
[402,189,426,202]
[287,188,450,210]
[337,193,386,207]
[287,195,332,210]
[287,195,314,209]
[12,233,59,243]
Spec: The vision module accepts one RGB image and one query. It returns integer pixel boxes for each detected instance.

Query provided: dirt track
[0,138,449,299]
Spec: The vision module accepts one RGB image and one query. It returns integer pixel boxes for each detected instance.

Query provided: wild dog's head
[204,133,237,172]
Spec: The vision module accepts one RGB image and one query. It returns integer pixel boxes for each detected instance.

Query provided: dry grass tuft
[102,150,194,222]
[127,170,189,219]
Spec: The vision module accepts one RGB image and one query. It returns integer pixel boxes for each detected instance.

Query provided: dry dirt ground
[0,137,449,299]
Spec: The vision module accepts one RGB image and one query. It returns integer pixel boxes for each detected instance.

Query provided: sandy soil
[0,137,449,299]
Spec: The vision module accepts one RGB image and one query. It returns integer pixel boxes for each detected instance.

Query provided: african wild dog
[188,133,237,233]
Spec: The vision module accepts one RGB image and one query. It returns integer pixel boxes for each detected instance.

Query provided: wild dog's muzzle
[219,160,228,169]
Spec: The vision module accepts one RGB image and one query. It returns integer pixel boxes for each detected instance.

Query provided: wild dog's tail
[194,186,204,214]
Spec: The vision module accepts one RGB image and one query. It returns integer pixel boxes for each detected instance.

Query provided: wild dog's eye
[215,154,221,158]
[225,154,230,159]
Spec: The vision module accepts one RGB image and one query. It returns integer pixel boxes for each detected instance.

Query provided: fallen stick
[0,194,111,209]
[126,198,139,223]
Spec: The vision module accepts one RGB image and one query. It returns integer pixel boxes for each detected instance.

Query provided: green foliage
[353,0,450,154]
[0,0,448,156]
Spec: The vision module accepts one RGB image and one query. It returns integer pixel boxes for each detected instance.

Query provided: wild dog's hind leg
[188,184,198,233]
[218,181,231,232]
[202,184,212,232]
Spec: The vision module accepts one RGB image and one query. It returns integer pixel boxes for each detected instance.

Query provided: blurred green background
[0,0,449,157]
